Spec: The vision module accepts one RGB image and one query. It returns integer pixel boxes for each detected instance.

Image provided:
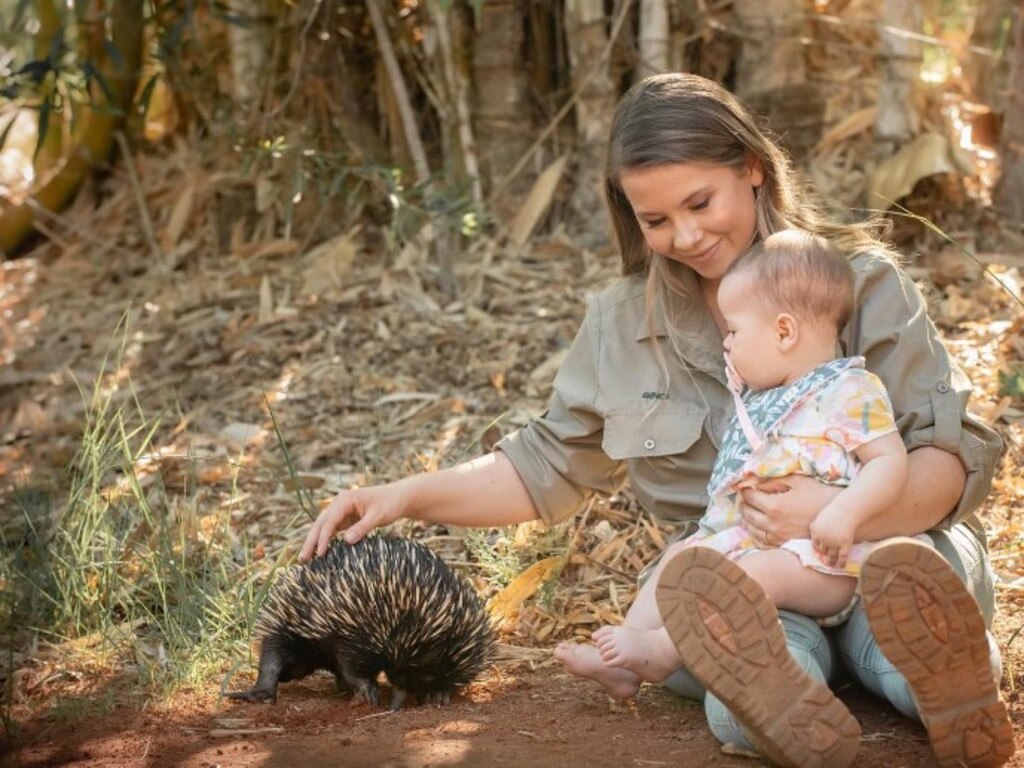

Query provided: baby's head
[718,229,854,390]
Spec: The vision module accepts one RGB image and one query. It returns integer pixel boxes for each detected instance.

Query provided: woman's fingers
[739,493,767,525]
[341,509,377,545]
[298,493,357,562]
[299,515,325,562]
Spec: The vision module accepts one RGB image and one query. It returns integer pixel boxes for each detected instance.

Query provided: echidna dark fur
[226,535,496,710]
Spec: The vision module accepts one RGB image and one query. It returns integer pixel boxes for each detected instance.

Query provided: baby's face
[718,271,789,391]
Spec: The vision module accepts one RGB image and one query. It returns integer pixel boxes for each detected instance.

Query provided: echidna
[225,535,496,710]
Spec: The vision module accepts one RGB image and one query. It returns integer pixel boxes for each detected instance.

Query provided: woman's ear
[775,313,798,351]
[745,153,765,189]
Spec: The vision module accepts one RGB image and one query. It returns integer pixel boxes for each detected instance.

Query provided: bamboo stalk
[0,0,144,256]
[637,0,670,79]
[33,0,65,177]
[427,0,483,207]
[490,0,636,204]
[365,0,431,185]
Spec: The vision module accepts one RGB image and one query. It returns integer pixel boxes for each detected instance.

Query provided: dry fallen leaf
[488,556,563,623]
[866,132,972,209]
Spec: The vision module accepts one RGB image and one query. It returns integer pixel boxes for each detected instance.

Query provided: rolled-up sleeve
[496,300,627,526]
[845,253,1003,527]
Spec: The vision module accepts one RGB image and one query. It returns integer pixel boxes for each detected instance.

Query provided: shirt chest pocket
[602,403,708,460]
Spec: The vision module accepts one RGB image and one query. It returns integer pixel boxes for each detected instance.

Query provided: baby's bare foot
[592,625,682,683]
[553,642,642,699]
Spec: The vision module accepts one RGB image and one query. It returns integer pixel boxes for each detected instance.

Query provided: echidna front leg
[225,645,285,703]
[338,662,380,707]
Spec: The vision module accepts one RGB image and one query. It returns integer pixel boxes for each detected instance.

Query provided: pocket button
[643,438,656,450]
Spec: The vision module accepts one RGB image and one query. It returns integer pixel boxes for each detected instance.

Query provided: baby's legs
[591,542,690,683]
[737,549,855,619]
[619,540,690,630]
[587,544,854,684]
[556,542,690,693]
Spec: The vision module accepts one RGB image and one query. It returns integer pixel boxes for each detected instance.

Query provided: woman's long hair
[602,73,895,369]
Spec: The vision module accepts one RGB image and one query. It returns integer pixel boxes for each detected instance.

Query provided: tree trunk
[874,0,924,144]
[0,0,145,256]
[427,0,483,207]
[471,0,533,218]
[673,0,740,84]
[226,0,272,110]
[564,0,615,245]
[733,0,824,157]
[995,4,1024,223]
[637,0,670,79]
[733,0,806,99]
[366,0,430,185]
[965,0,1012,108]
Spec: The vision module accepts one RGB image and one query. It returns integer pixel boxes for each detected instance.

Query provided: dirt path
[7,658,1023,768]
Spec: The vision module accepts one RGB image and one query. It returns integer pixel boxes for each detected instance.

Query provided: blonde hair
[603,74,895,365]
[725,229,855,332]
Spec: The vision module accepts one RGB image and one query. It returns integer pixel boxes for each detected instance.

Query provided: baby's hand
[809,506,857,569]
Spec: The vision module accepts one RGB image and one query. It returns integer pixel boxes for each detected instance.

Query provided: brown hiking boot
[860,538,1015,768]
[655,546,861,768]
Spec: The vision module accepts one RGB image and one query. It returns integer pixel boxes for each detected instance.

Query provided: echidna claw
[224,685,278,704]
[359,680,380,707]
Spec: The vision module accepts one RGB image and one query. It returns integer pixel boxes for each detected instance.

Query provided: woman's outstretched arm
[299,451,539,561]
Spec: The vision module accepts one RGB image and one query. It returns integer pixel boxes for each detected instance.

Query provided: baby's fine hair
[726,229,855,331]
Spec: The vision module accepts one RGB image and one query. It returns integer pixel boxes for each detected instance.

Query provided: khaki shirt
[497,251,1002,536]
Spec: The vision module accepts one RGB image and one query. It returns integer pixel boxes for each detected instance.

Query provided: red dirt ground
[5,645,1023,768]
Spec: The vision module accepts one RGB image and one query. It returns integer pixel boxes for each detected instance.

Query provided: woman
[300,73,1012,767]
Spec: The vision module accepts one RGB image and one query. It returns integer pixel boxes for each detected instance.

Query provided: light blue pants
[661,525,1002,748]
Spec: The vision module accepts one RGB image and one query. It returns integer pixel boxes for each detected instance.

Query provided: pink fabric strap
[724,353,764,452]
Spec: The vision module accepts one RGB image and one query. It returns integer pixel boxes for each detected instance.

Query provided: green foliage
[231,134,491,251]
[998,366,1024,399]
[0,336,287,698]
[462,523,567,594]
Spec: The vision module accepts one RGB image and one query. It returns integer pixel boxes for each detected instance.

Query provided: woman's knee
[778,610,836,681]
[926,524,996,626]
[705,692,754,750]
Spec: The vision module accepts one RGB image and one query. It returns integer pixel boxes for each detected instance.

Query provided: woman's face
[618,161,764,283]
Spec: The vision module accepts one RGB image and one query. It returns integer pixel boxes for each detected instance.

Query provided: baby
[560,229,911,695]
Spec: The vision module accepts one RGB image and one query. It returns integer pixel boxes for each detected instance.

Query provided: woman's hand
[299,483,408,562]
[739,475,842,546]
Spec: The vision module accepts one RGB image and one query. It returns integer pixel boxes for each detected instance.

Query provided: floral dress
[685,356,924,589]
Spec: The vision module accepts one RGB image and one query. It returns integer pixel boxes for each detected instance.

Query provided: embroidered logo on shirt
[642,392,669,400]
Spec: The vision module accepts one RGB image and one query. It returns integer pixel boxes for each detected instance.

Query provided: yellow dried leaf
[866,132,972,209]
[509,155,568,247]
[533,620,555,642]
[488,556,562,621]
[815,106,876,152]
[300,228,360,295]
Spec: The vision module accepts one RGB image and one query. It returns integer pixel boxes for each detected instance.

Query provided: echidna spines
[226,535,495,709]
